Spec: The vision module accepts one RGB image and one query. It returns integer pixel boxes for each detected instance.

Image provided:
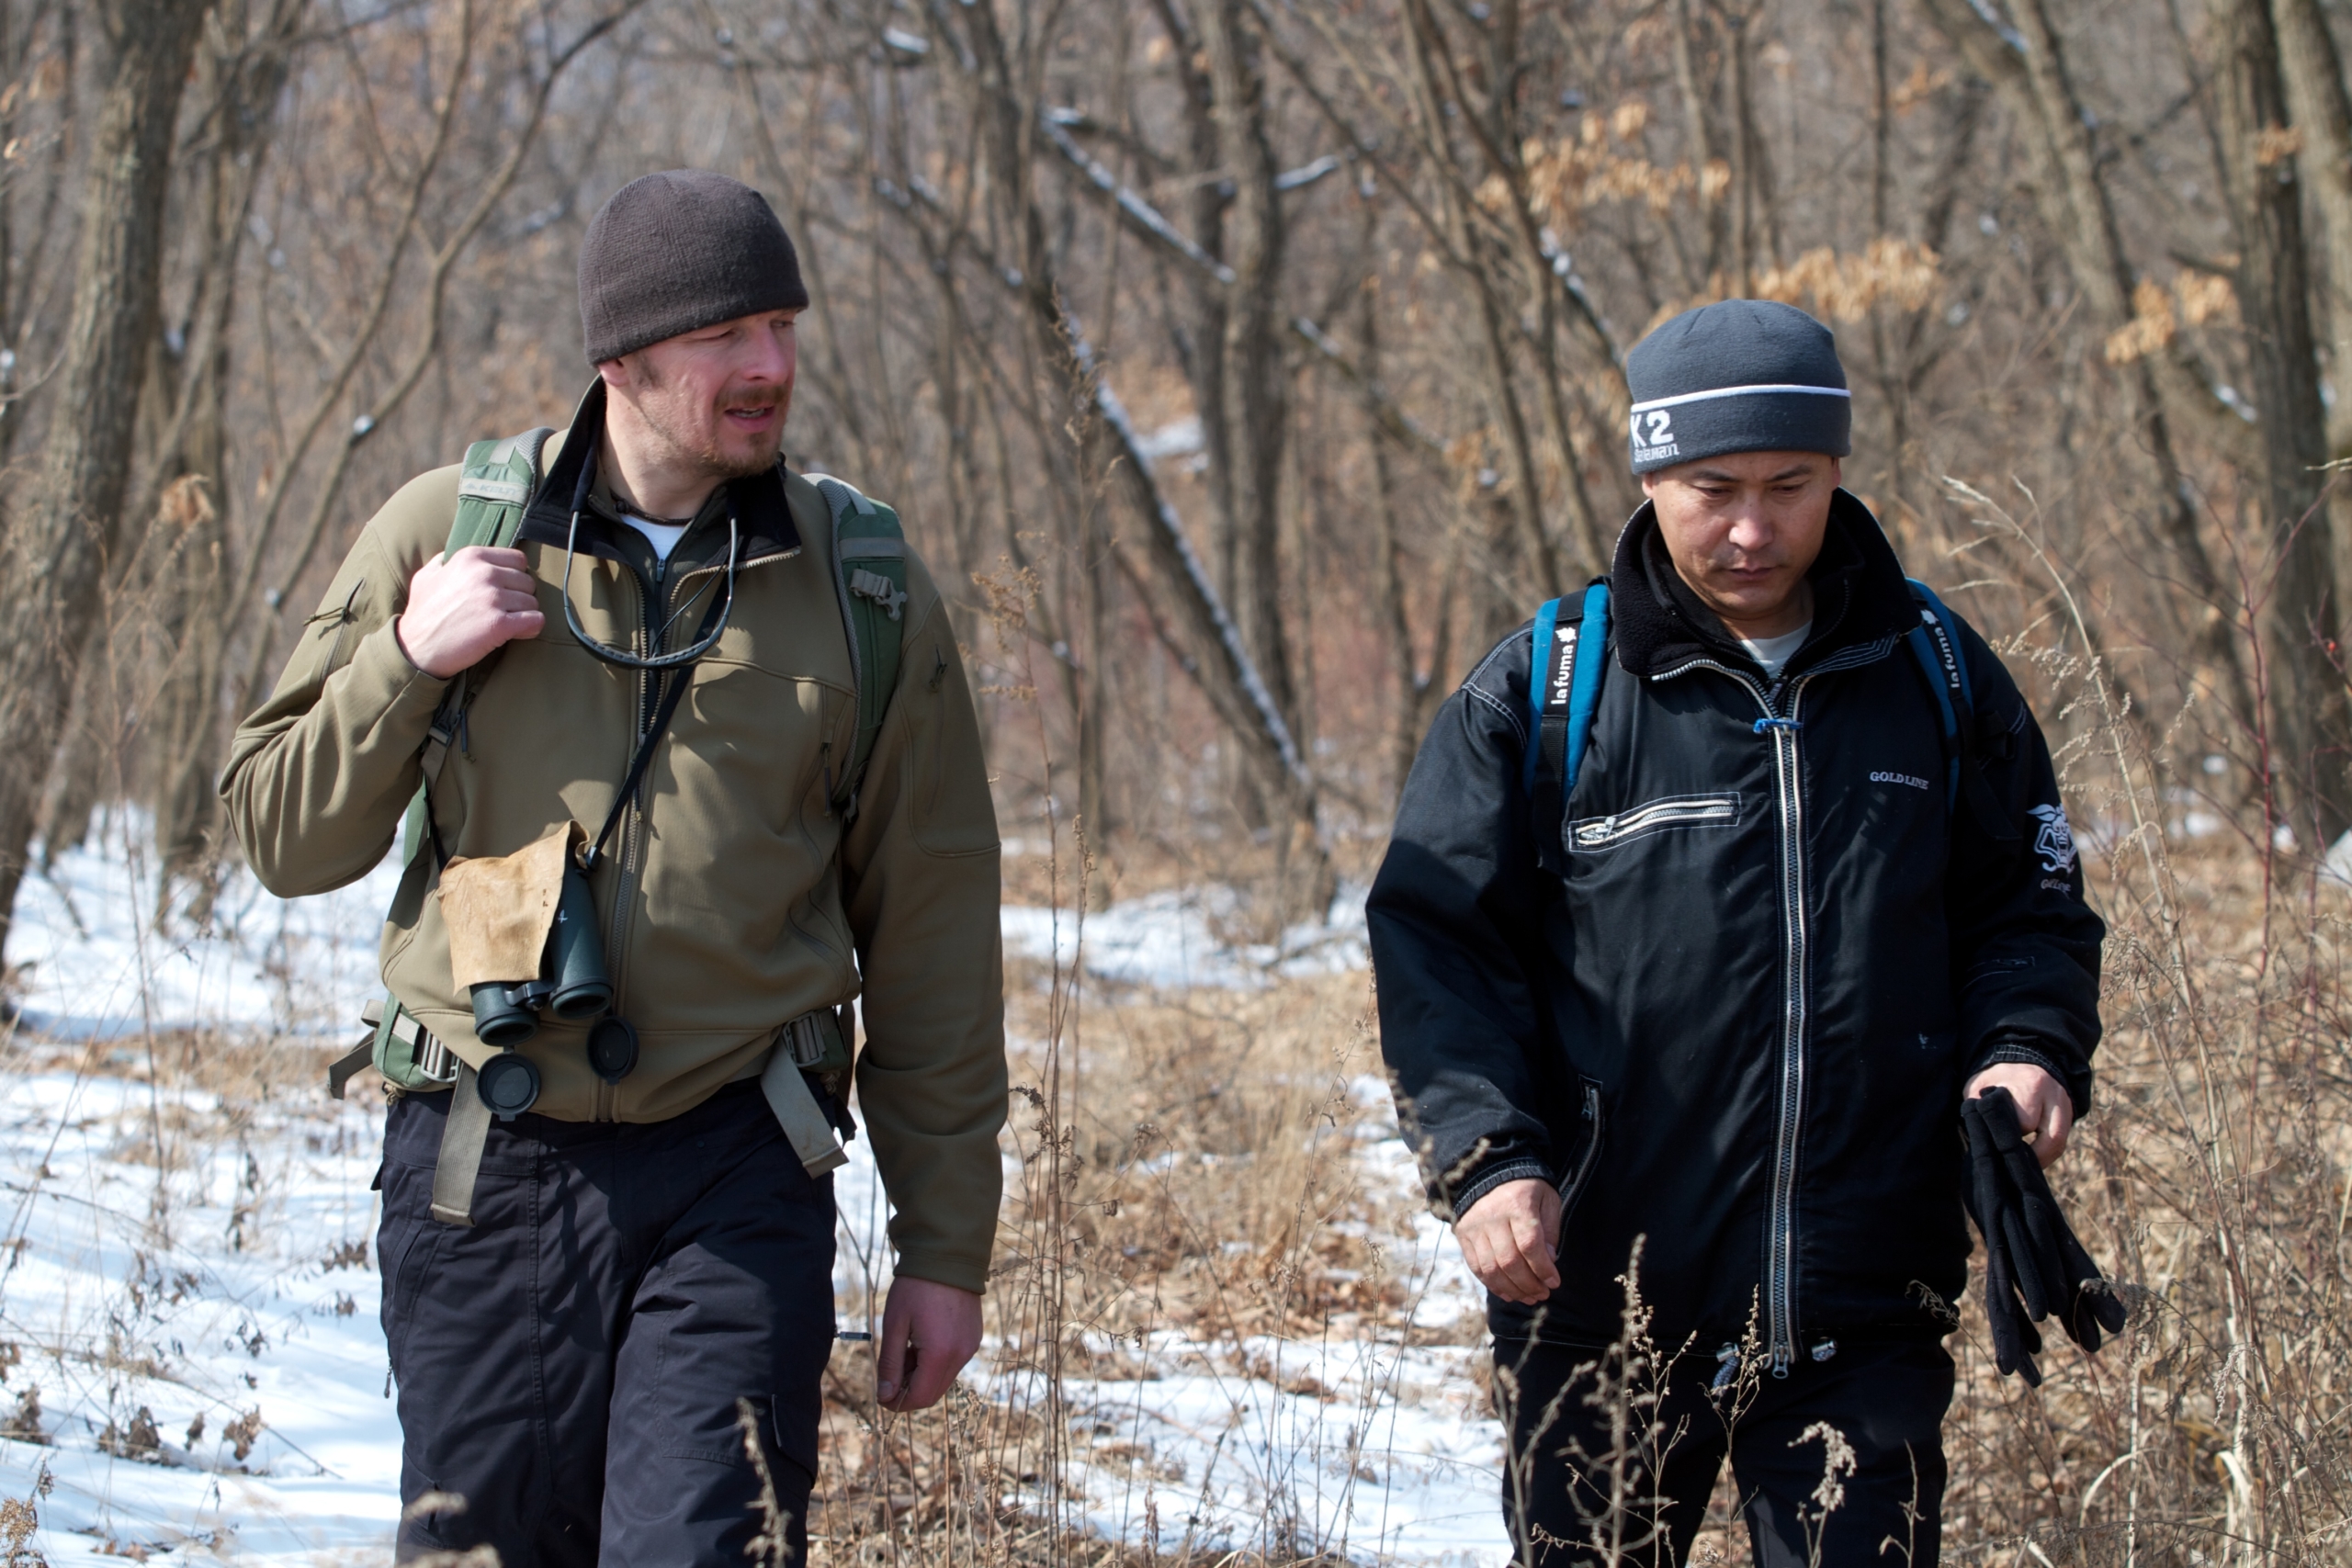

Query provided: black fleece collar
[517,379,803,565]
[1608,489,1917,680]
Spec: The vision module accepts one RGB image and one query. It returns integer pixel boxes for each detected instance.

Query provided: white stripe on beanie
[1627,383,1854,416]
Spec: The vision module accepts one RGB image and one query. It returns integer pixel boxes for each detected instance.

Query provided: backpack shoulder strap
[807,473,910,820]
[1526,579,1611,873]
[446,427,557,554]
[1904,578,2019,843]
[1903,579,1967,810]
[404,426,558,869]
[346,428,555,1104]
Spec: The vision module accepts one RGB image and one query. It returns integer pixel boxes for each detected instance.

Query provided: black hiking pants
[1490,1325,1952,1568]
[377,1078,838,1567]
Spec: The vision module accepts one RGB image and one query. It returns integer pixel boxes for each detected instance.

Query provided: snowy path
[0,827,1505,1565]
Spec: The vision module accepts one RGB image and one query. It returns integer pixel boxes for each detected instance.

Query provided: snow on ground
[982,1124,1502,1567]
[0,828,1503,1565]
[0,1070,397,1564]
[8,812,401,1043]
[999,882,1371,990]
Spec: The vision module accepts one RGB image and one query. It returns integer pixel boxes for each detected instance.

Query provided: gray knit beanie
[1624,299,1850,473]
[578,170,809,365]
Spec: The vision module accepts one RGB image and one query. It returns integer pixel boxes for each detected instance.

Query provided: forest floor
[0,818,1509,1567]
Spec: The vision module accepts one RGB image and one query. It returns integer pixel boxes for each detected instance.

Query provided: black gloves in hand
[1960,1086,2128,1385]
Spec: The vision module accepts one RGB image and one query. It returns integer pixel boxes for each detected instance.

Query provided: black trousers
[378,1079,838,1567]
[1490,1326,1953,1568]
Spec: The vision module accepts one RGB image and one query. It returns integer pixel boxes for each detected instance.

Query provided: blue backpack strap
[1522,598,1564,795]
[1904,578,2019,842]
[1525,580,1611,873]
[1564,581,1611,791]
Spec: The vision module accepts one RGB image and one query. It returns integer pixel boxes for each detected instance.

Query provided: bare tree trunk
[1670,0,1726,288]
[2213,0,2351,845]
[0,0,209,964]
[2272,0,2352,457]
[941,0,1337,920]
[1727,4,1756,294]
[37,661,111,870]
[2263,0,2352,810]
[1362,285,1456,805]
[1198,0,1299,745]
[151,0,301,917]
[1920,0,2254,728]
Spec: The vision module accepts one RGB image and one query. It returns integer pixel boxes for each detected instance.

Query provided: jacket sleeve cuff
[890,1247,991,1297]
[1965,1039,2091,1119]
[348,621,454,737]
[1446,1156,1555,1223]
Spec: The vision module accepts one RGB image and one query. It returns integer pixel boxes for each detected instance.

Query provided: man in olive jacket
[222,171,1006,1566]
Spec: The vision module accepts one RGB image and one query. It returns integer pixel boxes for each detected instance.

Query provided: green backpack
[329,432,912,1099]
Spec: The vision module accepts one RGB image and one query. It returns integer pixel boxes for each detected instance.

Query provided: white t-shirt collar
[1736,620,1812,678]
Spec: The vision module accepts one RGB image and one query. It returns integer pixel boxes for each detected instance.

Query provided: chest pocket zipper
[1569,792,1741,851]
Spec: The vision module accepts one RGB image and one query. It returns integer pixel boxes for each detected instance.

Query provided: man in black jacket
[1368,300,2104,1568]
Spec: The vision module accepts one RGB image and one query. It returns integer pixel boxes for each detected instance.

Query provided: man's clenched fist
[1456,1178,1563,1304]
[395,546,544,679]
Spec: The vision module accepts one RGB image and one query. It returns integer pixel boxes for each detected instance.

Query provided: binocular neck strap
[584,583,729,870]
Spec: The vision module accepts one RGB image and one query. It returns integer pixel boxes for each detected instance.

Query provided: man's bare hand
[876,1276,982,1413]
[1965,1063,2073,1168]
[395,547,544,679]
[1455,1178,1562,1304]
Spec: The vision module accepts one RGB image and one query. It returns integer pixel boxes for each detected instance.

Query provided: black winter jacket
[1368,494,2104,1370]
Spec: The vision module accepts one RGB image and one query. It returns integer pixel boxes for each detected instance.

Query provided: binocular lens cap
[477,1051,542,1121]
[587,1016,639,1084]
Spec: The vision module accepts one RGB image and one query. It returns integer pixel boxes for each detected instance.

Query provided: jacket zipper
[1762,675,1814,1378]
[597,552,660,1123]
[1668,659,1814,1376]
[1569,794,1738,849]
[586,536,804,1120]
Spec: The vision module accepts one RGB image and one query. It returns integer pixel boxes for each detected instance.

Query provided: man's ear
[1640,470,1659,501]
[594,355,632,392]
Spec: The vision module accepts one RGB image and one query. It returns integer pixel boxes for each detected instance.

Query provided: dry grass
[6,799,2349,1568]
[5,549,2351,1568]
[801,513,2352,1566]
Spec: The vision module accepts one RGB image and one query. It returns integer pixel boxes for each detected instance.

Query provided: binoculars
[471,861,611,1043]
[469,863,639,1117]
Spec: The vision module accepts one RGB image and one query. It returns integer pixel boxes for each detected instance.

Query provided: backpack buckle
[849,568,906,620]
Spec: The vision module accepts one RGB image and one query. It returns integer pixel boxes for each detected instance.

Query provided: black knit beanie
[578,170,810,365]
[1623,299,1850,473]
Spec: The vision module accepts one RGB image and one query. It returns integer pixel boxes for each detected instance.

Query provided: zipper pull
[1752,716,1804,735]
[1711,1344,1740,1392]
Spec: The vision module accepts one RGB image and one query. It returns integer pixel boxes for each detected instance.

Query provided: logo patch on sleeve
[2029,803,2078,873]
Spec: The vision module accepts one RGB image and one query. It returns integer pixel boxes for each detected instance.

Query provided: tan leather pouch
[440,822,580,988]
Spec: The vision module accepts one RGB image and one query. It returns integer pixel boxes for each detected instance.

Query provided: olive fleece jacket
[221,394,1007,1293]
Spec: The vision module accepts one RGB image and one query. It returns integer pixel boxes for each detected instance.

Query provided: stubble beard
[629,367,785,485]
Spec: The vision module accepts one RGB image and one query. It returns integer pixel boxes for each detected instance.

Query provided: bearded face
[606,309,799,496]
